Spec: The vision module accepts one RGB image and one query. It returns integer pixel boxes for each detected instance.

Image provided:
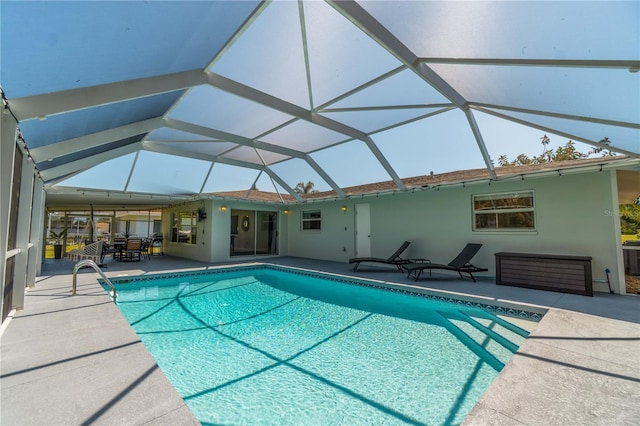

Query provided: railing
[72,259,117,302]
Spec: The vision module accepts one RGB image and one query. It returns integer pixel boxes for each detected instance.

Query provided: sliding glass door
[230,210,277,256]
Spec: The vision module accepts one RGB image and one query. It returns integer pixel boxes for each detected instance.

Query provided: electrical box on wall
[198,209,207,221]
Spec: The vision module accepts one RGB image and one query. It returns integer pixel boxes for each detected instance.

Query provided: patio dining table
[112,240,126,261]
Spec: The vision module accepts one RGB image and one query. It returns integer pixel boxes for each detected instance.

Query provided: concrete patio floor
[1,255,639,425]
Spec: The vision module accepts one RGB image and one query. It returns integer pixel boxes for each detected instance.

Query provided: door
[355,203,371,257]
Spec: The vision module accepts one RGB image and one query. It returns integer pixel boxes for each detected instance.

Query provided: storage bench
[495,252,593,296]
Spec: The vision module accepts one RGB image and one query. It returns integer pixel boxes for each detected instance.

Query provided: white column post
[27,177,45,286]
[0,109,18,320]
[12,154,36,309]
[609,169,626,294]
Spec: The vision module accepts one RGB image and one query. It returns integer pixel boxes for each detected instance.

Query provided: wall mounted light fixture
[341,206,347,212]
[283,209,289,215]
[220,206,227,212]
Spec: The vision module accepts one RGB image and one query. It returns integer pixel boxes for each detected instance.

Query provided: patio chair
[122,238,142,262]
[68,240,104,264]
[404,243,487,282]
[101,242,117,262]
[140,238,152,260]
[349,241,428,272]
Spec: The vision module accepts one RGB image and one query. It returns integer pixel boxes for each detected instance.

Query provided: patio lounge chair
[349,241,428,272]
[404,243,487,282]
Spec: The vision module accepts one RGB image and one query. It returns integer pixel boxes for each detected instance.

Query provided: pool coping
[105,262,547,322]
[2,256,638,426]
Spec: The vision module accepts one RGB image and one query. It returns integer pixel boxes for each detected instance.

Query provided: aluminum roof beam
[329,0,497,180]
[9,69,206,121]
[204,72,405,191]
[30,117,163,162]
[40,142,143,183]
[143,141,304,202]
[476,107,640,158]
[164,118,346,198]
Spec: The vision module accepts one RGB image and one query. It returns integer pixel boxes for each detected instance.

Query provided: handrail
[72,259,117,302]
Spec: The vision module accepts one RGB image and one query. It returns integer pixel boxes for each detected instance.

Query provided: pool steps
[436,311,506,371]
[436,308,529,371]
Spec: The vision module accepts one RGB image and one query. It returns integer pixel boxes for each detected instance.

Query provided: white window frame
[301,210,321,231]
[171,210,198,244]
[472,190,536,231]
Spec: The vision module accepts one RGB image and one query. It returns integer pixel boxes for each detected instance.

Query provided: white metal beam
[419,57,640,69]
[328,0,498,186]
[363,136,406,191]
[40,142,143,182]
[327,1,468,109]
[204,72,406,189]
[471,103,640,130]
[476,107,640,158]
[165,118,347,198]
[303,155,346,198]
[261,168,304,202]
[205,72,371,141]
[465,110,497,179]
[164,118,306,159]
[9,69,206,120]
[30,117,163,162]
[143,142,304,202]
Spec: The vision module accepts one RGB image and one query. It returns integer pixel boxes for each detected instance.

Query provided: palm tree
[294,181,318,194]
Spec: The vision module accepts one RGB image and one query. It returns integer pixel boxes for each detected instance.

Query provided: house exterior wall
[284,170,622,293]
[286,201,356,264]
[160,169,624,293]
[163,200,289,263]
[162,200,213,263]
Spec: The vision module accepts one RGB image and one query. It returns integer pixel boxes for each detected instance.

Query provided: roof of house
[208,156,631,204]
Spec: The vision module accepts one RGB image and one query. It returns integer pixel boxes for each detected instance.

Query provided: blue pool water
[109,266,536,425]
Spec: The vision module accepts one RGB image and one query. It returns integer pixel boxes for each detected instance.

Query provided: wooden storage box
[495,252,593,296]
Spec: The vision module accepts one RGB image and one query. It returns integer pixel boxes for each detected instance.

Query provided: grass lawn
[44,244,79,259]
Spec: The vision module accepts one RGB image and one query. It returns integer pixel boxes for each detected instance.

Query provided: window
[301,210,321,230]
[171,211,197,244]
[473,191,535,231]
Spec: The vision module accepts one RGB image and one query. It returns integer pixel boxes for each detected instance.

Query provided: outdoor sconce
[220,206,227,212]
[283,209,289,215]
[341,206,347,213]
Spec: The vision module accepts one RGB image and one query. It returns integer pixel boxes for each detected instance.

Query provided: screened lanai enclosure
[1,1,639,320]
[1,0,638,204]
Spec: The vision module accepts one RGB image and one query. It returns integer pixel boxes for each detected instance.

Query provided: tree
[498,135,614,167]
[619,204,640,235]
[294,181,318,194]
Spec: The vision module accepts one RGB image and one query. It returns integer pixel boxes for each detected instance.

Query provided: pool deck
[1,256,639,425]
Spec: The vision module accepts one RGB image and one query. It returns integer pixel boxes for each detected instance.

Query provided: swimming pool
[107,265,541,425]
